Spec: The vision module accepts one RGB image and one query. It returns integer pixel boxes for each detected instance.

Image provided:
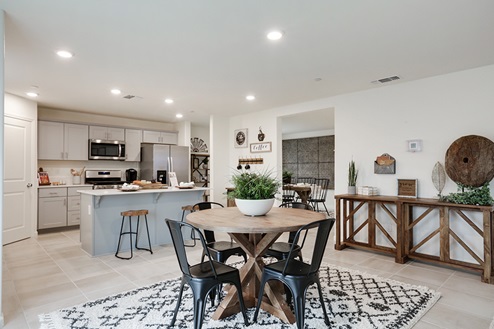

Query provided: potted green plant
[228,169,281,216]
[348,160,358,194]
[282,170,293,184]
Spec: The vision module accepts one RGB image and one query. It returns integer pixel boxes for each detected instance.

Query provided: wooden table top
[283,184,311,192]
[186,206,324,234]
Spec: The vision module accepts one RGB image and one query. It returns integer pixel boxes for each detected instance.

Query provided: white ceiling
[2,1,494,131]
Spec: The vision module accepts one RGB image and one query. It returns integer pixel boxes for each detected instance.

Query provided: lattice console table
[335,194,494,283]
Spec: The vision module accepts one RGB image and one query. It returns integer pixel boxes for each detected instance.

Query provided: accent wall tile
[282,140,298,164]
[297,138,318,163]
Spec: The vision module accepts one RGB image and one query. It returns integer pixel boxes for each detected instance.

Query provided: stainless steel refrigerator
[140,143,190,184]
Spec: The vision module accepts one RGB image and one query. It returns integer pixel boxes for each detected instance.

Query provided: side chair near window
[253,218,336,329]
[165,219,249,329]
[308,178,331,216]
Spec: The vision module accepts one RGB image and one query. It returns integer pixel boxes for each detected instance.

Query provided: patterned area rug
[39,264,440,329]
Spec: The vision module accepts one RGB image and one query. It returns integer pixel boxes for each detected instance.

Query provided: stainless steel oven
[89,139,126,160]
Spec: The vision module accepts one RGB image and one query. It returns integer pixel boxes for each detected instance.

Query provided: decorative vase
[235,198,275,216]
[348,186,356,195]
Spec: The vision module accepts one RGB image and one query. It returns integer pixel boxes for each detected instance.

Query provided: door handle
[27,183,33,188]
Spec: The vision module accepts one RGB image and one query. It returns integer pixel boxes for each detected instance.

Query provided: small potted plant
[348,160,358,194]
[228,169,281,216]
[282,170,293,184]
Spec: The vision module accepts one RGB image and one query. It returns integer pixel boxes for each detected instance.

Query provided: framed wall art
[397,179,418,198]
[250,141,272,153]
[234,128,248,148]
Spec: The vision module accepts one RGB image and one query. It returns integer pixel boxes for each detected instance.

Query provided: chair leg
[292,290,306,329]
[135,215,153,254]
[170,279,186,326]
[252,273,268,323]
[316,280,330,325]
[115,216,134,260]
[193,294,206,329]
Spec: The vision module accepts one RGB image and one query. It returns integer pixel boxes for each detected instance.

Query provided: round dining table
[186,206,325,324]
[283,184,312,204]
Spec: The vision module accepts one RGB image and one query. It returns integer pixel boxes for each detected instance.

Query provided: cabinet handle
[27,183,33,188]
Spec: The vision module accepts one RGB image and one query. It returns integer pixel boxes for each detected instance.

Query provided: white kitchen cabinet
[89,125,125,141]
[38,121,88,160]
[125,128,142,162]
[142,130,178,144]
[38,188,67,229]
[38,186,92,229]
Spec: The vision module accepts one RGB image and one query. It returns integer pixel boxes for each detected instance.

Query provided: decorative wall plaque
[374,153,396,174]
[398,179,417,198]
[250,142,272,153]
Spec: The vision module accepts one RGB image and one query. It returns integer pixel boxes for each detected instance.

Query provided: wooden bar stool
[115,209,153,260]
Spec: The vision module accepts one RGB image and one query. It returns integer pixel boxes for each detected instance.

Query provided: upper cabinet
[142,130,178,144]
[89,125,125,141]
[38,121,88,160]
[125,129,142,162]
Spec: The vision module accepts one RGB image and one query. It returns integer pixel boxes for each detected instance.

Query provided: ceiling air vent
[371,75,401,84]
[122,95,143,100]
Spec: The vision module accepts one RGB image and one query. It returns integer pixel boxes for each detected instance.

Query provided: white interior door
[3,116,33,245]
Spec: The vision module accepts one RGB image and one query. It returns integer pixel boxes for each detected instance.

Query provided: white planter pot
[235,198,275,216]
[348,186,356,195]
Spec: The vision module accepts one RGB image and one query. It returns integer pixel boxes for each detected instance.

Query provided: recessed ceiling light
[56,50,74,58]
[176,113,183,118]
[246,95,256,101]
[111,89,121,95]
[267,30,283,41]
[165,98,174,104]
[26,92,39,97]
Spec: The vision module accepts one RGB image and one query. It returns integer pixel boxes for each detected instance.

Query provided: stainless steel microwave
[88,139,126,160]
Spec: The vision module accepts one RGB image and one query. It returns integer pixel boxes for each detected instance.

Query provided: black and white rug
[39,264,440,329]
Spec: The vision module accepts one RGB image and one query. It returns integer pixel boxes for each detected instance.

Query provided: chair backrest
[192,202,224,243]
[310,178,330,201]
[279,202,314,243]
[296,177,314,185]
[283,218,336,275]
[165,218,217,277]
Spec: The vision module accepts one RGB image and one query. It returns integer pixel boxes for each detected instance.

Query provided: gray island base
[79,187,208,256]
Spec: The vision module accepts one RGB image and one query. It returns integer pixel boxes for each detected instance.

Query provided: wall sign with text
[397,179,418,198]
[250,142,272,153]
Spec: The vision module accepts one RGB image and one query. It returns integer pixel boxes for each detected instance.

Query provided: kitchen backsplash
[38,160,140,185]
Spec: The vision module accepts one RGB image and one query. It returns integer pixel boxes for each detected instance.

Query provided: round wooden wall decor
[445,135,494,187]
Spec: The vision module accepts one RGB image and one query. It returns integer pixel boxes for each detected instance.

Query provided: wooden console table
[335,194,494,284]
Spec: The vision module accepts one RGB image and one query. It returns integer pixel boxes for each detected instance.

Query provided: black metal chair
[308,178,331,216]
[253,218,335,329]
[165,219,249,329]
[264,202,314,261]
[193,202,247,265]
[282,185,296,203]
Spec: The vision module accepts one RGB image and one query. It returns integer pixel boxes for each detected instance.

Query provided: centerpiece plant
[228,169,281,216]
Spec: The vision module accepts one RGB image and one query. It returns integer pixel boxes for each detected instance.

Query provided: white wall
[191,125,210,153]
[334,65,494,197]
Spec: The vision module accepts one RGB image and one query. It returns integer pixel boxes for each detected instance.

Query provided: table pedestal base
[211,232,296,324]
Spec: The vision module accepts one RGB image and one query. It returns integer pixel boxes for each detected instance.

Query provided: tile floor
[2,228,494,328]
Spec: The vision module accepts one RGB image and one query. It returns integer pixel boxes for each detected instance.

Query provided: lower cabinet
[38,186,92,230]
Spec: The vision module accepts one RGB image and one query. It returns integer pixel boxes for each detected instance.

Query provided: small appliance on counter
[125,168,138,183]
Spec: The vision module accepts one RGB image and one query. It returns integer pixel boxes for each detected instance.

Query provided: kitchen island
[79,187,208,256]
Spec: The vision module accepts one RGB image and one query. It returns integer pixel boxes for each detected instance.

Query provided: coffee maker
[125,168,138,182]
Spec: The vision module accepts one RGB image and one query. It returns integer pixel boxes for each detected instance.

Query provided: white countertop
[79,187,209,196]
